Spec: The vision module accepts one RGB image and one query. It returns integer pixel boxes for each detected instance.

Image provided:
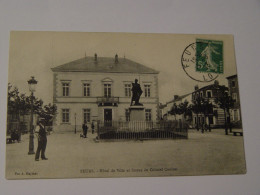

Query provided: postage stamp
[181,42,219,82]
[196,39,223,74]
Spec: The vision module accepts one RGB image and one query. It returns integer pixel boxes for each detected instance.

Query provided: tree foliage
[169,100,192,120]
[215,88,234,135]
[7,83,57,126]
[36,103,57,126]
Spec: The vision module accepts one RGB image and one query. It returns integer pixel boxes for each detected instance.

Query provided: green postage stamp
[196,39,223,74]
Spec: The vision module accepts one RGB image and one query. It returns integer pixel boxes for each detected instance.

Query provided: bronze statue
[131,79,143,106]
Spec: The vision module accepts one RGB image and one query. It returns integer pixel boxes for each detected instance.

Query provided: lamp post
[74,113,77,134]
[28,76,37,155]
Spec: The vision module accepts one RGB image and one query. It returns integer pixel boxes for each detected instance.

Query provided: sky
[8,31,237,105]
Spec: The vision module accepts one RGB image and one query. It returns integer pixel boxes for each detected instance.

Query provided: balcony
[97,96,119,106]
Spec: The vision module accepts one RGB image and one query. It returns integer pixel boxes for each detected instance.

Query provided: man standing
[82,122,88,138]
[35,121,48,161]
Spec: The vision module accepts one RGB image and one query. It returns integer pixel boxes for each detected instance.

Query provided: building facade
[51,54,159,131]
[191,81,228,128]
[226,74,242,127]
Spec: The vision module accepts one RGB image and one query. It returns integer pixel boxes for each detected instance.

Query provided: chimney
[115,54,119,63]
[94,53,97,62]
[194,85,199,91]
[214,80,219,85]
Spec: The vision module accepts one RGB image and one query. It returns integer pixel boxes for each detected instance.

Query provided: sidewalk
[6,129,246,179]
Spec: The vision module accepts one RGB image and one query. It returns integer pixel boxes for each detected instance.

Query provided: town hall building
[51,54,159,131]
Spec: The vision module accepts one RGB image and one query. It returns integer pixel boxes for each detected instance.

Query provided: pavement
[5,129,246,179]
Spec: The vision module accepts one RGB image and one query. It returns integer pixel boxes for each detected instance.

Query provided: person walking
[82,122,88,138]
[35,121,48,161]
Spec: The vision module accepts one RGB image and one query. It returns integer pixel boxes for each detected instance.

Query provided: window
[62,83,70,96]
[125,84,131,97]
[194,116,197,124]
[200,91,203,97]
[125,109,130,121]
[207,90,212,98]
[232,80,236,88]
[104,84,112,97]
[144,84,151,97]
[62,109,70,123]
[232,93,237,102]
[145,109,152,121]
[83,83,91,96]
[83,109,91,123]
[233,109,239,121]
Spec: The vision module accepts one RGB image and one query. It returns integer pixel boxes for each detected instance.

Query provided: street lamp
[74,113,77,134]
[28,76,37,155]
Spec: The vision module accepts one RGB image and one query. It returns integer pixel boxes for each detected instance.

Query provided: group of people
[82,121,95,138]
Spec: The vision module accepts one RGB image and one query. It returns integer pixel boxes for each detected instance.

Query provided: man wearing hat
[35,120,48,161]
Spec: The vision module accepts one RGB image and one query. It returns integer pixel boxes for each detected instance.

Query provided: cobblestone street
[6,129,246,179]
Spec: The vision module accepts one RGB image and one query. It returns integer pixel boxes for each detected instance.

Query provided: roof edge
[51,69,159,74]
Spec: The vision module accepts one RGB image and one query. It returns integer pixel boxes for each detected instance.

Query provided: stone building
[51,54,159,131]
[191,81,228,128]
[226,74,242,127]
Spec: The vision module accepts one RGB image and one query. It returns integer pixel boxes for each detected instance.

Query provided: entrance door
[104,109,112,121]
[104,109,112,127]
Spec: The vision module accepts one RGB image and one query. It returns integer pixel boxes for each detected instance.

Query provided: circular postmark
[181,42,219,82]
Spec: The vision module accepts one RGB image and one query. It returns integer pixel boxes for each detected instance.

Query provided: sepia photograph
[6,31,246,179]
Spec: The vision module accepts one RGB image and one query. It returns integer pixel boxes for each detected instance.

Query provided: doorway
[104,109,112,121]
[104,109,112,127]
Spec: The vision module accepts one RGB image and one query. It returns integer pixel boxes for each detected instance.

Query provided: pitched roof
[194,83,228,93]
[166,93,191,105]
[51,56,159,74]
[226,74,237,79]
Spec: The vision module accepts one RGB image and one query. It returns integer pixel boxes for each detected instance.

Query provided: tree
[200,98,213,132]
[169,103,178,120]
[7,83,55,135]
[177,100,192,119]
[191,96,203,131]
[37,103,57,126]
[215,88,234,135]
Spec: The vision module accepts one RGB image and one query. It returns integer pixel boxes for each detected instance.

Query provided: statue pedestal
[129,105,145,121]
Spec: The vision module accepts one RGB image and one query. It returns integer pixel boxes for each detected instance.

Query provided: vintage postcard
[6,32,246,179]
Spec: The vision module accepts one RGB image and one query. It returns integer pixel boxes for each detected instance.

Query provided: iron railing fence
[97,120,188,140]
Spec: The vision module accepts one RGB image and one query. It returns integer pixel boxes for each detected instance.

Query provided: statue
[131,79,143,106]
